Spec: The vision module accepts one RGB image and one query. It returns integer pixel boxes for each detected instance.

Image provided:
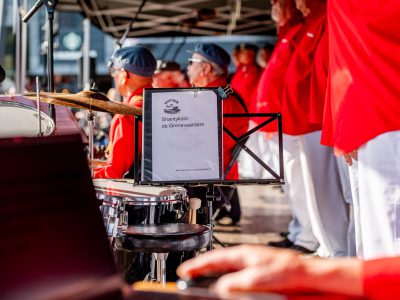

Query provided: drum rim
[94,185,187,203]
[0,100,55,134]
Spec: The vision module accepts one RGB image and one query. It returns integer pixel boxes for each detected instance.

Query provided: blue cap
[110,46,156,77]
[192,43,231,69]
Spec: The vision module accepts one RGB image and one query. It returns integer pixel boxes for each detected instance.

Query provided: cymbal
[24,90,142,115]
[88,159,107,168]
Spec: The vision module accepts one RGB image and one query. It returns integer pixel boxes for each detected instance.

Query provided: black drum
[92,179,190,283]
[93,179,188,229]
[116,224,210,284]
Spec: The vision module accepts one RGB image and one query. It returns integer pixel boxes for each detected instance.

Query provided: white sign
[142,89,222,182]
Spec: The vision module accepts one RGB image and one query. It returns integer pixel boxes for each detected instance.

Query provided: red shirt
[364,258,400,300]
[253,19,304,132]
[309,29,328,126]
[207,78,248,180]
[93,85,151,178]
[326,0,400,154]
[281,3,326,135]
[231,63,261,111]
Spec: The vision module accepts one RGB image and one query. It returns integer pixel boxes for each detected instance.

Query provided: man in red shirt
[323,0,400,259]
[273,0,351,257]
[186,43,248,224]
[260,0,320,255]
[230,43,261,110]
[310,26,356,256]
[153,60,190,88]
[187,43,248,181]
[250,1,302,184]
[93,46,156,179]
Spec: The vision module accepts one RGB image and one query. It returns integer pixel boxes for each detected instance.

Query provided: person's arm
[93,115,135,179]
[177,245,363,297]
[363,257,400,300]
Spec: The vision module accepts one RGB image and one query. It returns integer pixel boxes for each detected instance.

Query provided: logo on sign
[164,99,180,114]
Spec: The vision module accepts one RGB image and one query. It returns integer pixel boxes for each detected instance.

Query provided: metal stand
[205,184,227,250]
[153,253,168,286]
[87,111,95,174]
[35,76,43,137]
[23,0,58,123]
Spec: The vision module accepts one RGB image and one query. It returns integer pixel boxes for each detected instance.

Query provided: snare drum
[93,179,188,227]
[0,99,55,137]
[92,179,189,284]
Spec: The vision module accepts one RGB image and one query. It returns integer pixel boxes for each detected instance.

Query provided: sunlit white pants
[283,134,319,251]
[351,130,400,260]
[238,131,279,179]
[284,132,350,256]
[336,156,356,256]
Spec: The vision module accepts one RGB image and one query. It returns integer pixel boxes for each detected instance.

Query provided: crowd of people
[90,0,400,297]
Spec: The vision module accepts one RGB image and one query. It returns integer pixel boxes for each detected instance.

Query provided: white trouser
[348,160,363,258]
[301,131,350,257]
[238,130,280,179]
[284,132,350,255]
[238,131,264,179]
[356,130,400,259]
[283,134,319,251]
[336,157,356,256]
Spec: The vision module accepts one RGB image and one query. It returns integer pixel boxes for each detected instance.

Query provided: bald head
[295,0,326,17]
[271,0,299,26]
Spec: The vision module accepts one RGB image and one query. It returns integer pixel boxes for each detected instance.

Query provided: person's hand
[343,149,358,166]
[177,245,309,294]
[177,245,363,297]
[265,132,276,140]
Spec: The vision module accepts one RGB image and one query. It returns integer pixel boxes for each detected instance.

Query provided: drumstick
[188,198,201,224]
[36,76,42,136]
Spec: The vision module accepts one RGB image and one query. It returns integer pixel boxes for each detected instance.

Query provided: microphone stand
[23,0,58,123]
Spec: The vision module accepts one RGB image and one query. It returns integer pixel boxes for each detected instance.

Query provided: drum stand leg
[153,253,168,286]
[206,185,227,250]
[206,186,215,251]
[87,111,95,176]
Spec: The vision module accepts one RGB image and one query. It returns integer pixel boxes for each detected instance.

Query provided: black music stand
[134,86,284,249]
[0,134,122,300]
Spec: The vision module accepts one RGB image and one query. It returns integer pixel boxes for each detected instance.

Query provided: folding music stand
[0,134,122,300]
[133,86,284,250]
[135,86,284,185]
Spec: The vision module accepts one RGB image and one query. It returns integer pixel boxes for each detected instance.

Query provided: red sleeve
[363,258,400,300]
[93,115,137,179]
[281,6,326,135]
[252,22,303,132]
[309,29,328,125]
[320,73,334,147]
[223,94,248,180]
[231,64,261,110]
[327,0,400,154]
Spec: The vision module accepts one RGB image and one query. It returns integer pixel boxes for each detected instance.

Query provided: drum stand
[88,111,95,170]
[153,253,168,286]
[205,184,226,250]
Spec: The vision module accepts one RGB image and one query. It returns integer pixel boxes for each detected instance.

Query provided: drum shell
[114,248,194,284]
[124,200,185,225]
[93,181,188,226]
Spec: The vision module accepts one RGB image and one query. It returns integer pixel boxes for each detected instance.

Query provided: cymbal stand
[206,184,221,250]
[35,76,43,137]
[22,0,58,123]
[87,111,95,175]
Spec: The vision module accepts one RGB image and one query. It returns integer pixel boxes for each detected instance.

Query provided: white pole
[82,18,90,90]
[21,0,28,92]
[14,0,21,92]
